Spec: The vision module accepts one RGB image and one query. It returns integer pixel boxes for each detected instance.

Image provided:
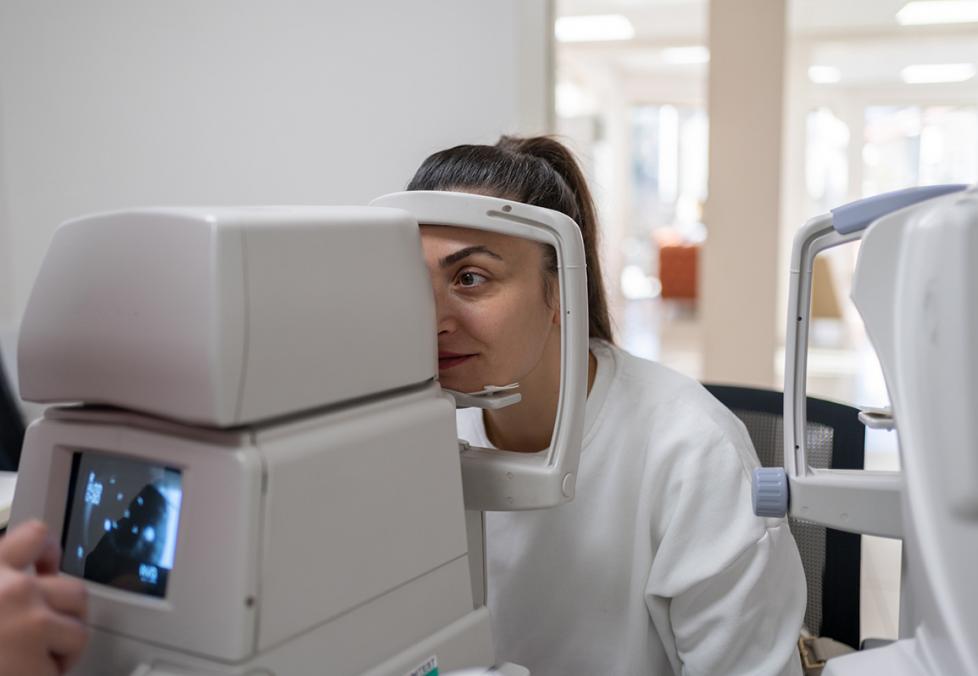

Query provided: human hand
[0,520,88,675]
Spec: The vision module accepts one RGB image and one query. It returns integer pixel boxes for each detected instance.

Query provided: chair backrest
[0,347,25,472]
[704,384,865,649]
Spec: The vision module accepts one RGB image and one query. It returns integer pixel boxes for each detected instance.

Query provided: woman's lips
[438,352,475,370]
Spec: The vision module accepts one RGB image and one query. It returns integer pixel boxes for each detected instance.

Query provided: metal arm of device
[370,191,589,511]
[753,185,967,538]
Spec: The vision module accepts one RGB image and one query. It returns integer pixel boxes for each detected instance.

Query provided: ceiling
[557,0,963,35]
[556,0,978,91]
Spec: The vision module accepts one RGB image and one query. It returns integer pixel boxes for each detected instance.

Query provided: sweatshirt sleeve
[643,407,807,676]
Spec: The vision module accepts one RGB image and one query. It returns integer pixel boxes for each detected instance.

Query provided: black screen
[61,452,183,598]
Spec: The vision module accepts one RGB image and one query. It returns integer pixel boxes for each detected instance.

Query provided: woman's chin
[438,374,481,393]
[438,359,513,394]
[437,365,498,393]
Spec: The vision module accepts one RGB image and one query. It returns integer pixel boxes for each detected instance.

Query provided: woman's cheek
[464,296,509,340]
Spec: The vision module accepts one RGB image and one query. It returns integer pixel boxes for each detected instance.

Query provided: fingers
[40,611,88,674]
[0,521,52,570]
[0,520,63,576]
[36,576,87,621]
[0,522,90,676]
[33,536,62,577]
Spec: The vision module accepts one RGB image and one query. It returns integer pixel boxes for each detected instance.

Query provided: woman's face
[420,225,558,393]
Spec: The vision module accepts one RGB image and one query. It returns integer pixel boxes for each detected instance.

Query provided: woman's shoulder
[595,341,719,415]
[594,341,756,464]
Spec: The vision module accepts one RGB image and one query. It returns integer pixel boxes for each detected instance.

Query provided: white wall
[0,0,553,325]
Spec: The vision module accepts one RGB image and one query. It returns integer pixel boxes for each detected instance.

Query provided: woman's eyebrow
[439,245,504,268]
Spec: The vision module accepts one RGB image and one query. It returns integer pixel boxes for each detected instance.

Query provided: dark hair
[407,135,613,342]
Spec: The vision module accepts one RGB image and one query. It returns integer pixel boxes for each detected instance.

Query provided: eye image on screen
[60,452,183,598]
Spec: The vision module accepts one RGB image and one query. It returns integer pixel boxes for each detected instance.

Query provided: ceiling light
[555,15,635,43]
[661,46,710,65]
[897,1,978,25]
[900,63,977,83]
[808,65,842,84]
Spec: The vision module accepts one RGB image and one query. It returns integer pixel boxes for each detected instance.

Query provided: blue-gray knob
[752,468,789,517]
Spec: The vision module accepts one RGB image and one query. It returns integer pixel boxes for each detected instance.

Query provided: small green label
[405,655,438,676]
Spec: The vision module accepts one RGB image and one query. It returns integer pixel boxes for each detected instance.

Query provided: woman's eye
[457,271,489,288]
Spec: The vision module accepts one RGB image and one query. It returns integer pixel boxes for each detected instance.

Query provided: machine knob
[752,467,789,518]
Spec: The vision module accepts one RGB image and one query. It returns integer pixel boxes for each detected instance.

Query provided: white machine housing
[13,206,480,674]
[754,185,978,675]
[9,197,591,675]
[14,389,483,675]
[18,206,436,427]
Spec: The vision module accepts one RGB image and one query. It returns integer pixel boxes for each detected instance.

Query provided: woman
[408,136,806,675]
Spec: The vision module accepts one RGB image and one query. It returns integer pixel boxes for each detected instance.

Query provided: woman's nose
[433,287,458,335]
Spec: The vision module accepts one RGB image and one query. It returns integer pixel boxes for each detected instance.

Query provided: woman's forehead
[419,224,532,254]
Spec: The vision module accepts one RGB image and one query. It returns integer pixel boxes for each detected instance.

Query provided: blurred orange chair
[654,229,699,301]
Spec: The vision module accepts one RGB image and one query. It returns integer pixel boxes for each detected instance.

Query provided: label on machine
[405,655,439,676]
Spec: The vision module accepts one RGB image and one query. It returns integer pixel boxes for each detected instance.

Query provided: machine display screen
[60,452,183,598]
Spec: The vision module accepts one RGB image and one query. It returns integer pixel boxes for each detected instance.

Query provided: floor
[615,297,902,642]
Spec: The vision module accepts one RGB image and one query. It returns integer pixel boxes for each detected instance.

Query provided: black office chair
[704,384,864,650]
[0,348,25,472]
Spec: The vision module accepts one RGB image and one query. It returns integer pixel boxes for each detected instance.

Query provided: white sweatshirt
[457,340,806,676]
